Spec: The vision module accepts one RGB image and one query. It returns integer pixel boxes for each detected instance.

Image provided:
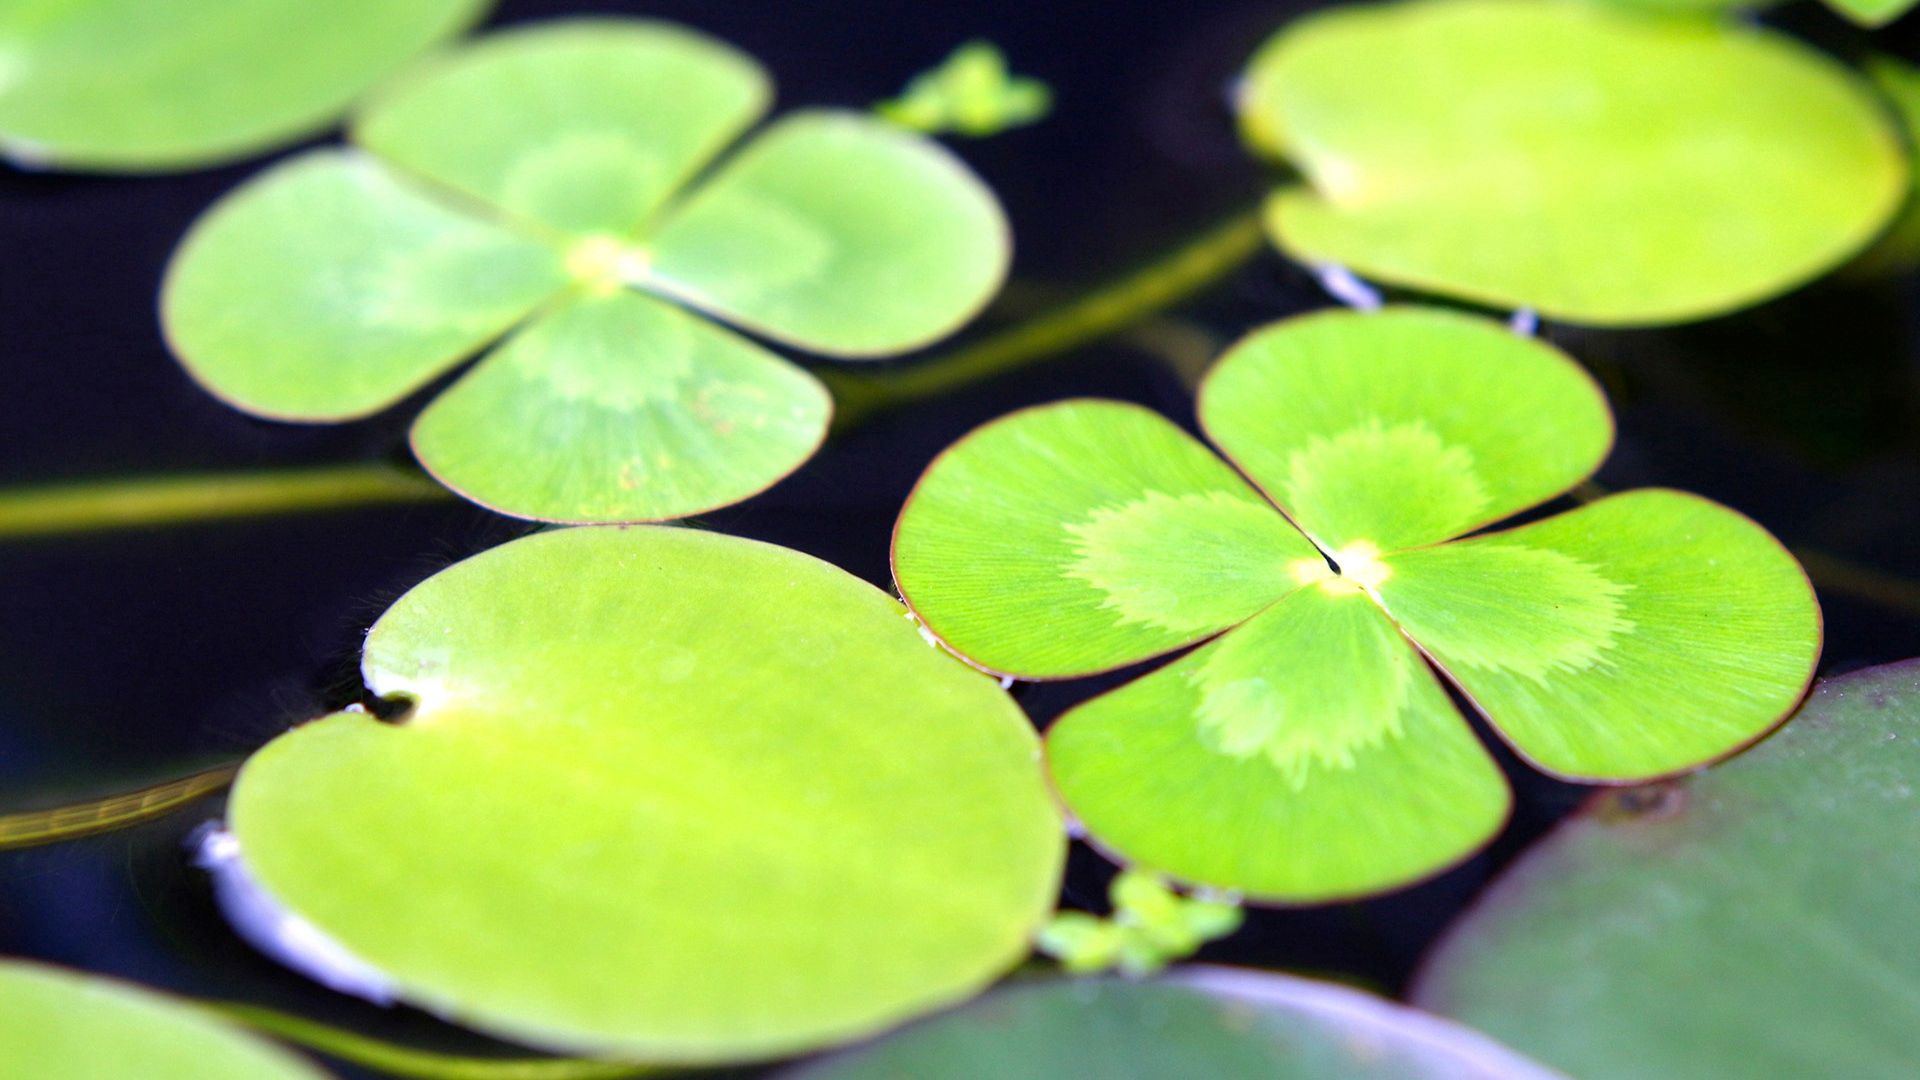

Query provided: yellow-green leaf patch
[0,960,328,1079]
[0,0,487,172]
[221,526,1063,1062]
[1238,0,1905,325]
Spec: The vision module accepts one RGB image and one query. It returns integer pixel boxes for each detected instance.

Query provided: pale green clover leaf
[0,0,489,173]
[876,41,1052,139]
[1236,0,1905,326]
[0,960,329,1079]
[214,524,1063,1062]
[1037,869,1244,976]
[162,18,1010,524]
[893,306,1821,902]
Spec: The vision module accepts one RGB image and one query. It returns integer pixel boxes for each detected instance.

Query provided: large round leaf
[792,968,1560,1079]
[1198,307,1611,553]
[1240,0,1905,325]
[222,526,1063,1062]
[0,0,487,172]
[1376,490,1821,780]
[1413,659,1920,1078]
[893,400,1315,679]
[1047,582,1510,902]
[352,19,770,239]
[0,960,327,1078]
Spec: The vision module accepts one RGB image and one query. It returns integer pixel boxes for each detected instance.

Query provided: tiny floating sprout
[1037,869,1244,977]
[892,305,1823,902]
[1237,0,1906,326]
[0,0,490,173]
[875,40,1053,138]
[161,18,1011,524]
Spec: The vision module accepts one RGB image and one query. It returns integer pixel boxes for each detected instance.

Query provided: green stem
[210,1004,659,1080]
[0,763,241,850]
[823,208,1265,429]
[0,212,1262,540]
[0,463,452,540]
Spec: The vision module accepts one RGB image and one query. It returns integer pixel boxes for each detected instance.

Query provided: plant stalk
[0,463,451,540]
[0,762,241,849]
[209,1003,659,1080]
[822,207,1265,429]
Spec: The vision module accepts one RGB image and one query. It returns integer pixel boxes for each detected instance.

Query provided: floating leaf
[219,525,1063,1062]
[894,400,1315,678]
[875,41,1052,138]
[893,307,1820,900]
[162,18,1009,523]
[0,960,327,1078]
[1197,307,1611,552]
[1413,659,1920,1078]
[1853,56,1920,276]
[1377,490,1819,780]
[352,19,769,238]
[1048,580,1510,901]
[1238,0,1905,325]
[0,0,487,172]
[1824,0,1918,25]
[790,968,1562,1079]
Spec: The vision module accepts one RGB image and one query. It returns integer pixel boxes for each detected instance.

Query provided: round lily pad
[161,18,1009,524]
[0,0,488,173]
[1413,659,1920,1078]
[791,968,1560,1079]
[1239,0,1905,325]
[222,525,1063,1062]
[0,960,327,1078]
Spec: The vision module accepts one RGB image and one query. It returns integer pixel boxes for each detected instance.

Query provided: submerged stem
[0,463,451,539]
[0,212,1263,539]
[0,763,241,849]
[210,1004,659,1080]
[823,208,1265,429]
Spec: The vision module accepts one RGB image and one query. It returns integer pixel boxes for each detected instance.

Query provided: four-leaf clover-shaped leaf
[893,306,1822,902]
[161,18,1010,523]
[1237,0,1905,326]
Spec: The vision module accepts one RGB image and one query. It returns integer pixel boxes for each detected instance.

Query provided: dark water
[3,0,1918,1071]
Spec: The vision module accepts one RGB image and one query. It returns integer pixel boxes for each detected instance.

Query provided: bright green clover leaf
[875,41,1052,138]
[892,306,1821,902]
[1413,659,1920,1079]
[1236,0,1905,326]
[216,524,1062,1062]
[1037,869,1244,976]
[788,968,1562,1080]
[0,960,329,1078]
[161,18,1010,524]
[0,0,488,173]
